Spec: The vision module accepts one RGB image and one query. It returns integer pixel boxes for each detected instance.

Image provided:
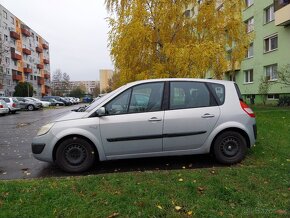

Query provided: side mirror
[96,107,106,117]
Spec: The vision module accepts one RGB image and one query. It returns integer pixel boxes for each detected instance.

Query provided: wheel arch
[210,127,251,154]
[52,134,100,162]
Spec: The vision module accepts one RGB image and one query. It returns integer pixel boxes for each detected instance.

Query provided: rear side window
[208,83,225,105]
[170,82,214,110]
[1,98,10,103]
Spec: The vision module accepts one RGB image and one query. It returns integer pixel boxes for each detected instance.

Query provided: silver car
[0,100,9,115]
[0,97,21,114]
[32,79,257,173]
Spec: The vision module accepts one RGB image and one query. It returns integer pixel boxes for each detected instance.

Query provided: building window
[267,94,279,100]
[3,10,7,19]
[5,57,10,64]
[244,69,253,83]
[264,35,278,52]
[3,22,8,30]
[10,16,14,24]
[265,64,278,81]
[6,68,10,75]
[229,74,236,82]
[246,43,254,58]
[264,5,274,24]
[245,17,254,33]
[245,0,254,8]
[4,34,8,41]
[13,60,17,67]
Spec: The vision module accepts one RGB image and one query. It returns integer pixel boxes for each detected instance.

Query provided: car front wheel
[27,105,34,111]
[213,131,247,164]
[55,137,96,173]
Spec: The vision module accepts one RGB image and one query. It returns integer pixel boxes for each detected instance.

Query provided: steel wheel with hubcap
[213,131,247,164]
[56,137,96,173]
[27,104,34,111]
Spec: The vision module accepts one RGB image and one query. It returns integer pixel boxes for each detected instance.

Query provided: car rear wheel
[27,105,34,111]
[213,131,247,164]
[55,137,96,173]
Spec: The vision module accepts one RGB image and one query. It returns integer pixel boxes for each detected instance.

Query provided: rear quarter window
[208,83,225,105]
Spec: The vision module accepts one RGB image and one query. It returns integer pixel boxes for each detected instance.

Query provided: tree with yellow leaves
[106,0,250,88]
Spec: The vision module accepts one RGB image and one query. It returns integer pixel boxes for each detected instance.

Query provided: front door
[99,82,165,157]
[163,81,220,151]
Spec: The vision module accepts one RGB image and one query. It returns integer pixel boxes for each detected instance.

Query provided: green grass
[1,107,289,217]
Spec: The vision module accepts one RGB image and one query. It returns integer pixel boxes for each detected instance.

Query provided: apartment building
[226,0,290,104]
[0,4,51,97]
[99,69,113,93]
[70,80,100,94]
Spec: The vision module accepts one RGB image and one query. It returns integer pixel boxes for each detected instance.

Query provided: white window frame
[246,43,254,58]
[245,0,254,8]
[244,69,254,83]
[10,16,14,24]
[264,5,274,24]
[265,64,278,81]
[264,34,278,53]
[245,17,254,33]
[3,10,7,19]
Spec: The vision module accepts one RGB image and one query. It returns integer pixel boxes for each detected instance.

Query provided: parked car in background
[0,100,9,116]
[25,97,51,108]
[0,97,21,114]
[46,98,64,106]
[16,97,42,111]
[42,96,72,106]
[32,79,257,173]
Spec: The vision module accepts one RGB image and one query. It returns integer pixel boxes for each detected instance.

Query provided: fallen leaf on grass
[275,210,287,215]
[157,205,163,210]
[175,206,182,211]
[182,166,186,169]
[178,178,184,182]
[197,187,205,192]
[107,212,119,218]
[187,211,193,215]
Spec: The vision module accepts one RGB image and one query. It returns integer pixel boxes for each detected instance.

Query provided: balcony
[44,73,50,79]
[42,44,49,49]
[38,77,45,85]
[37,64,44,69]
[274,0,290,26]
[10,31,20,40]
[36,46,43,53]
[12,72,22,81]
[11,52,22,61]
[21,28,31,37]
[23,67,33,74]
[43,59,50,64]
[22,48,32,55]
[45,86,50,94]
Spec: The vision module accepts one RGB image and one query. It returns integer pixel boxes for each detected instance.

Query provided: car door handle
[201,113,215,118]
[148,117,162,122]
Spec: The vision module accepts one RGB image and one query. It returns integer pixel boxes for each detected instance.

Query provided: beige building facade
[99,69,113,93]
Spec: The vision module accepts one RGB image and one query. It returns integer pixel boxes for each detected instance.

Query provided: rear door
[163,81,221,151]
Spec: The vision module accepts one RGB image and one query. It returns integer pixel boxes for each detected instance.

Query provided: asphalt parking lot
[0,105,219,180]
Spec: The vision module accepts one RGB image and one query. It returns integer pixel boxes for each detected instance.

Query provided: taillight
[12,103,16,107]
[0,105,3,108]
[240,101,255,118]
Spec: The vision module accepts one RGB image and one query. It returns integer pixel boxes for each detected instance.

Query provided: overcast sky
[0,0,113,81]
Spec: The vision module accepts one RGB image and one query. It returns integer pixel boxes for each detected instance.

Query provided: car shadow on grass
[36,154,224,178]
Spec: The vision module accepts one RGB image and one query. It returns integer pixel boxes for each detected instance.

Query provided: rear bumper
[0,108,9,114]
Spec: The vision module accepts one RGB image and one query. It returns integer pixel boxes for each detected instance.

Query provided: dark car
[46,98,64,106]
[42,96,72,106]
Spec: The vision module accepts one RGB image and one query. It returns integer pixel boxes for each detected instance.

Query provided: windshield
[85,85,126,112]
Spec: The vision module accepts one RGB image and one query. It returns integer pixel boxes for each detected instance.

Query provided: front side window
[129,83,164,113]
[264,35,278,52]
[170,82,211,110]
[105,82,164,115]
[265,5,274,23]
[244,69,254,83]
[265,64,278,81]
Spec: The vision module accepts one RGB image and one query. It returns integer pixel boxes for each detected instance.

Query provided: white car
[0,100,9,115]
[25,97,51,108]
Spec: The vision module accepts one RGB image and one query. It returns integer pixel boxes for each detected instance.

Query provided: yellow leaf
[178,178,183,182]
[157,205,163,210]
[187,211,193,215]
[175,206,182,211]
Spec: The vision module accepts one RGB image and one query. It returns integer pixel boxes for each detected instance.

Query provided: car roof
[126,78,234,87]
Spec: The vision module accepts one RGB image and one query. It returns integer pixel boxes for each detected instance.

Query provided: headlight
[37,123,54,136]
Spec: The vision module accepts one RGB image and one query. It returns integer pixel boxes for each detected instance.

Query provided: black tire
[11,111,16,114]
[213,131,247,165]
[55,137,96,173]
[27,104,34,111]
